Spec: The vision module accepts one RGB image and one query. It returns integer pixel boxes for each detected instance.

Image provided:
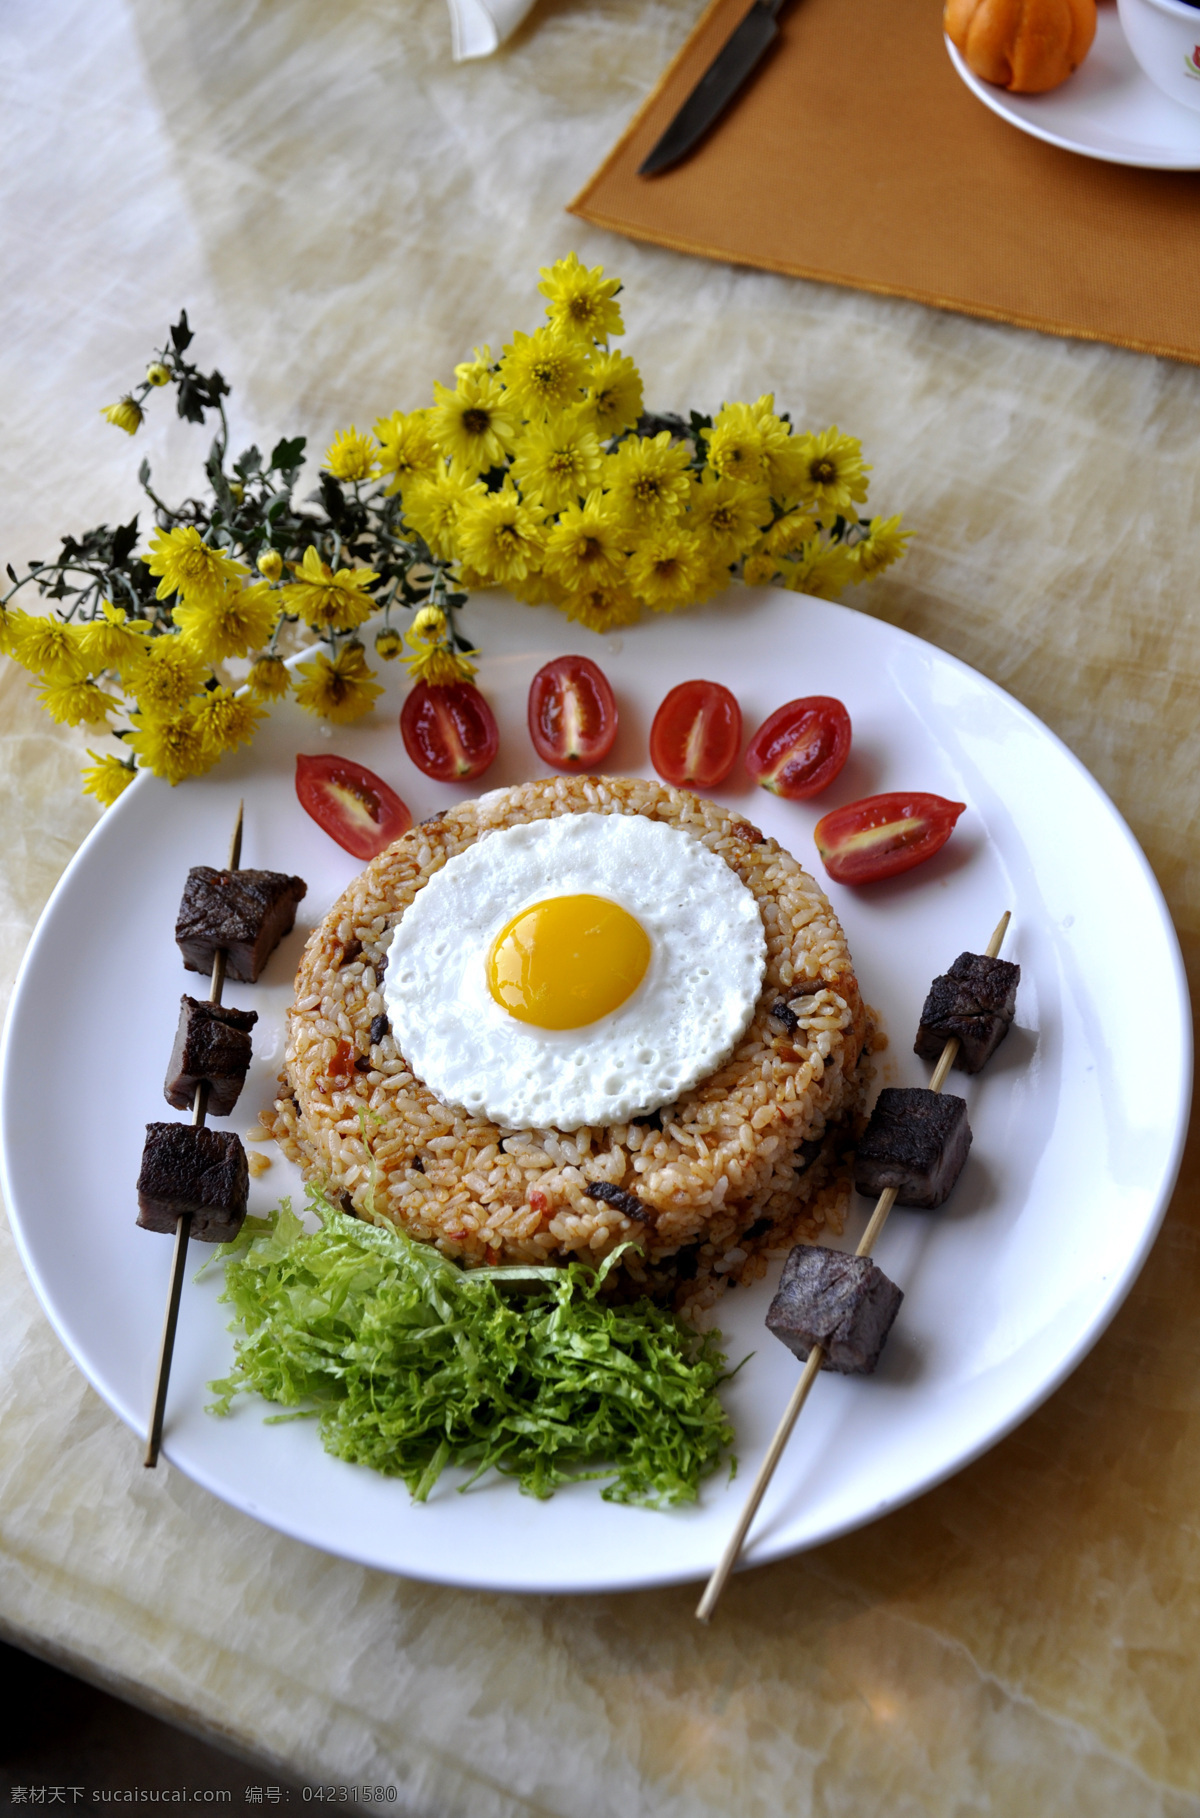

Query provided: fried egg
[384,810,767,1130]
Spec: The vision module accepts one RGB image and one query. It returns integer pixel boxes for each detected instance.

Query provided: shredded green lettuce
[205,1188,735,1507]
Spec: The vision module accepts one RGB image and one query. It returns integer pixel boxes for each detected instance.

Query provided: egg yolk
[487,894,651,1029]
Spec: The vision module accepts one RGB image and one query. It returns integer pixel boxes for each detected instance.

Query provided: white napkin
[446,0,536,60]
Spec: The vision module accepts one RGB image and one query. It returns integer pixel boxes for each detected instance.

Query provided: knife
[638,0,788,177]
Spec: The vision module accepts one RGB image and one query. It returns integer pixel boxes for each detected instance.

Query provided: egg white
[383,811,767,1131]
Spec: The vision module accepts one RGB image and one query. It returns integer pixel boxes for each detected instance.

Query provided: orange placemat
[569,0,1200,364]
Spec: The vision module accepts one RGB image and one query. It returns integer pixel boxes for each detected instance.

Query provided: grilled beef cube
[175,867,307,983]
[766,1245,903,1374]
[136,1123,249,1243]
[854,1086,971,1208]
[164,995,258,1117]
[914,952,1021,1074]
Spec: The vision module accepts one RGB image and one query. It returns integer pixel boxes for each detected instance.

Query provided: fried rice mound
[267,774,870,1311]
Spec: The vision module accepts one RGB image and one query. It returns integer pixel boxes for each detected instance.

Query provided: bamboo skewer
[695,909,1012,1623]
[144,801,244,1468]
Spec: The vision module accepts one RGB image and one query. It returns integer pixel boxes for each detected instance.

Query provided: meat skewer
[143,801,244,1469]
[695,909,1012,1624]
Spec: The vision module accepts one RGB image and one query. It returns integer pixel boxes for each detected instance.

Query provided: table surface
[3,0,1200,1810]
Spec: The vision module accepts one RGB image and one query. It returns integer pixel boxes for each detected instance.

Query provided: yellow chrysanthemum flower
[257,549,284,582]
[82,750,137,808]
[374,626,404,661]
[453,345,494,383]
[281,545,379,632]
[742,552,778,588]
[507,570,566,609]
[454,481,545,585]
[126,706,213,785]
[9,613,87,682]
[173,582,280,663]
[247,653,291,699]
[191,686,267,760]
[402,606,478,685]
[510,411,603,513]
[324,425,378,483]
[375,408,439,497]
[293,642,384,723]
[147,526,249,606]
[543,491,627,594]
[603,431,691,532]
[101,396,143,436]
[125,636,207,716]
[786,427,871,519]
[538,253,624,345]
[582,351,644,440]
[780,538,858,601]
[559,582,641,635]
[851,514,911,576]
[688,471,773,561]
[78,602,151,675]
[498,328,588,420]
[702,397,790,488]
[402,468,486,563]
[34,677,119,727]
[698,558,736,602]
[627,528,709,613]
[0,606,17,659]
[429,373,517,476]
[764,506,819,559]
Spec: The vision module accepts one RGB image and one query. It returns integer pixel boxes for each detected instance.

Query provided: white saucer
[945,8,1200,169]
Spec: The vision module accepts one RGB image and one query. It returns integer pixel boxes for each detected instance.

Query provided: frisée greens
[205,1189,736,1507]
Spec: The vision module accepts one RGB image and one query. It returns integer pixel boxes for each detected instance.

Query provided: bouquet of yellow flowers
[0,256,908,805]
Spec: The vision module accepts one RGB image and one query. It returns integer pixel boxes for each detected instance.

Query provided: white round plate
[945,9,1200,168]
[1,592,1190,1593]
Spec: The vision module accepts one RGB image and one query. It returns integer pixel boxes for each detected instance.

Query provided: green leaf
[110,517,139,566]
[318,472,349,528]
[206,445,235,517]
[176,375,207,425]
[170,310,193,353]
[207,1187,735,1507]
[270,436,306,473]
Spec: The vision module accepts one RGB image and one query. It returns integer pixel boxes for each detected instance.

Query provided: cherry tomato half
[813,792,967,885]
[400,681,499,783]
[295,754,412,860]
[649,680,743,790]
[745,695,852,800]
[528,656,618,769]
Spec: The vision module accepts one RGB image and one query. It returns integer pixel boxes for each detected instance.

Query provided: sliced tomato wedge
[400,680,499,783]
[527,655,618,769]
[295,754,412,860]
[745,695,851,800]
[649,680,742,790]
[814,792,966,884]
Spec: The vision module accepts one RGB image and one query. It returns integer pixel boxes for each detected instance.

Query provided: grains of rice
[266,776,870,1310]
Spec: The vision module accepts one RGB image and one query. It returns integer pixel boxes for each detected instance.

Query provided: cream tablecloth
[3,0,1200,1809]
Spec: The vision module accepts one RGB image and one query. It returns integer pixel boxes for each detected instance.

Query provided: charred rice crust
[267,775,868,1310]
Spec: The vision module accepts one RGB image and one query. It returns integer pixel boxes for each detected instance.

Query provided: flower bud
[374,627,403,661]
[146,363,171,387]
[101,397,144,436]
[230,481,245,505]
[409,604,448,643]
[257,550,284,582]
[248,653,290,699]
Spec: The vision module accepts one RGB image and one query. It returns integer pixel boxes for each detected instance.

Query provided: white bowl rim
[1122,0,1200,23]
